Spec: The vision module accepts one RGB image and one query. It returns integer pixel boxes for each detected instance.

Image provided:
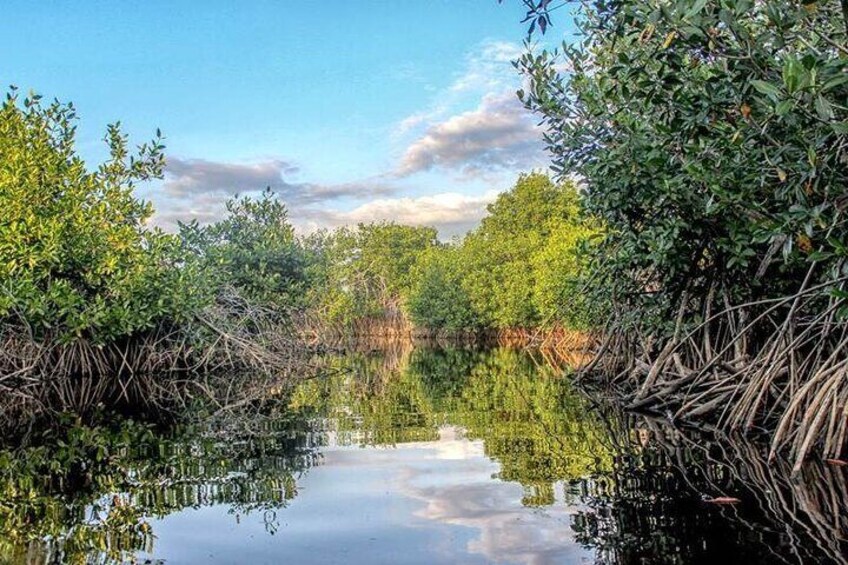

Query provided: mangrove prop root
[567,275,848,470]
[0,287,318,419]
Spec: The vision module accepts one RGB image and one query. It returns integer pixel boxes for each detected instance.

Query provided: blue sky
[3,1,570,237]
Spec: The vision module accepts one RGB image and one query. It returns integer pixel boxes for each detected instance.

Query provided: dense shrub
[178,189,308,312]
[305,173,595,335]
[0,90,311,392]
[0,89,209,344]
[307,223,439,329]
[407,246,481,332]
[458,172,593,330]
[512,0,848,463]
[517,0,848,335]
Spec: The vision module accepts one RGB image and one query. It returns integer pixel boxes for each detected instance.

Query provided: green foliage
[308,173,595,333]
[516,0,848,334]
[307,223,439,327]
[356,223,439,297]
[0,88,312,389]
[531,220,598,329]
[0,85,311,348]
[179,188,308,311]
[0,88,208,343]
[459,172,594,329]
[407,246,481,332]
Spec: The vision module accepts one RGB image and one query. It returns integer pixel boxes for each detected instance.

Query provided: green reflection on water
[290,346,613,506]
[0,346,609,563]
[6,346,842,565]
[0,410,319,563]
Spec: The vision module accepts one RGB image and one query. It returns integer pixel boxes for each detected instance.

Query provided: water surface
[1,346,846,564]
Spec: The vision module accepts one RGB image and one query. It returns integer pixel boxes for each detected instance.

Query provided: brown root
[578,272,848,469]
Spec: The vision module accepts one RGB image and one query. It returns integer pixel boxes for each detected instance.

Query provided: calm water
[1,346,846,564]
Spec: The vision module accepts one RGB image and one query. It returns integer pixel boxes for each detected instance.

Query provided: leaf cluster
[516,0,848,334]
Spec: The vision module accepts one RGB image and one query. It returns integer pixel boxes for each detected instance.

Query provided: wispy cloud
[393,40,525,137]
[448,40,523,95]
[391,39,546,180]
[396,93,545,178]
[163,157,394,206]
[164,158,300,196]
[147,40,542,236]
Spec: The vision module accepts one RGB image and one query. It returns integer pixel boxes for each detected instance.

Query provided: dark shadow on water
[0,345,845,564]
[572,411,848,564]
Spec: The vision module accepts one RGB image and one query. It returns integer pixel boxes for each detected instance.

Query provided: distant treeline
[300,172,596,337]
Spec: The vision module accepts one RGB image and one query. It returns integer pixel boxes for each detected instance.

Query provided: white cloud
[145,40,545,236]
[148,191,234,228]
[448,40,524,95]
[396,93,545,177]
[149,158,501,237]
[410,479,589,565]
[393,40,525,137]
[164,158,299,196]
[396,111,431,135]
[163,157,395,205]
[295,191,500,239]
[391,40,546,179]
[319,426,592,565]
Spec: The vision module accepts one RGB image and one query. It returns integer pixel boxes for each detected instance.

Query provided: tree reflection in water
[574,414,848,564]
[0,345,845,564]
[0,408,321,564]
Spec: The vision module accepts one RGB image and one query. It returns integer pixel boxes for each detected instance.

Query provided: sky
[3,1,571,238]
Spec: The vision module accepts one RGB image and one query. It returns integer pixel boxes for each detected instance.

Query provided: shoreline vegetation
[2,0,848,470]
[511,0,848,470]
[0,91,312,424]
[0,90,590,429]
